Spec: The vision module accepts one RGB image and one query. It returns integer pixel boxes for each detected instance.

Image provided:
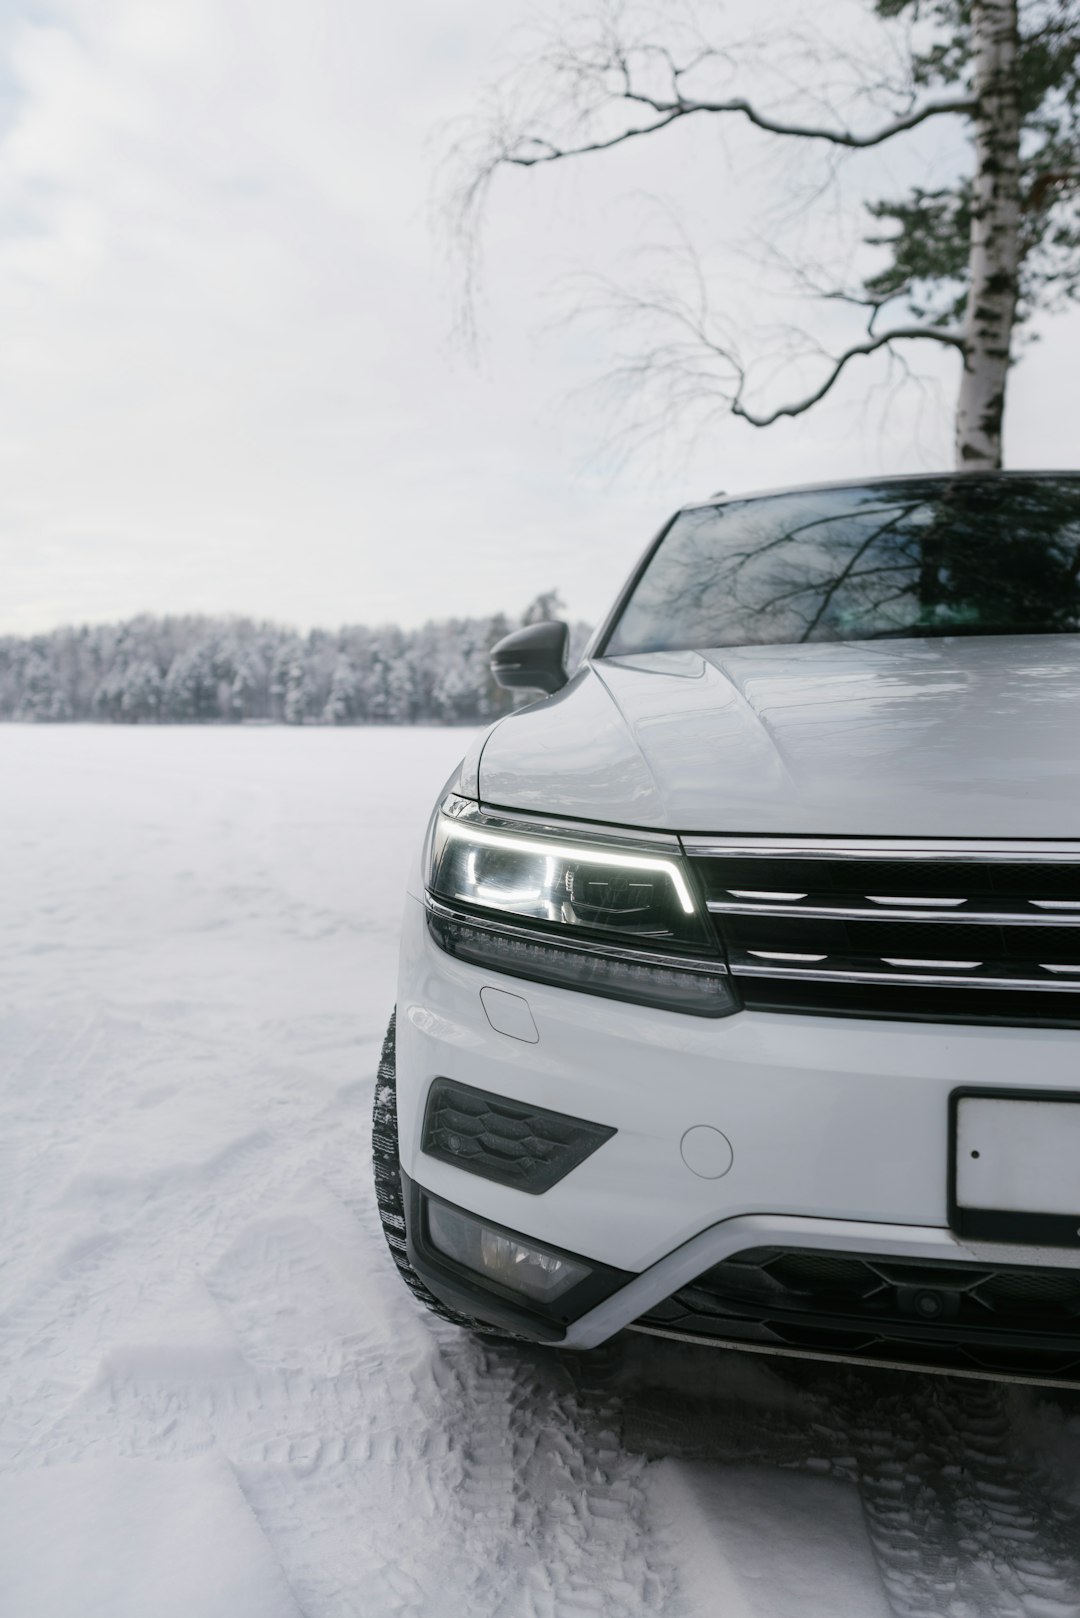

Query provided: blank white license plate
[956,1097,1080,1218]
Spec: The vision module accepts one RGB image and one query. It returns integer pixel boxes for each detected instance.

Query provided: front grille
[638,1246,1080,1379]
[686,838,1080,1026]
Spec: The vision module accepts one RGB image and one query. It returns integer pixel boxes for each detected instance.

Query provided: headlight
[425,796,738,1017]
[430,796,707,946]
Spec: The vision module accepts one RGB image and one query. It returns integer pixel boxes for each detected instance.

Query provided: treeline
[0,596,590,725]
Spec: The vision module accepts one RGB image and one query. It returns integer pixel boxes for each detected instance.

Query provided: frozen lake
[3,725,1080,1618]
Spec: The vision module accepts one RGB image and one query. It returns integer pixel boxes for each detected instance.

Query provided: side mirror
[490,621,569,695]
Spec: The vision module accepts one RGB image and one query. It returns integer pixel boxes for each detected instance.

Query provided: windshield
[604,477,1080,655]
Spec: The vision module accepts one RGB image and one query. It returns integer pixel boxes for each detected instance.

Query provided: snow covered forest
[0,597,590,725]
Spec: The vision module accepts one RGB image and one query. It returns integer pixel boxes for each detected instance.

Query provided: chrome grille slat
[729,955,1080,992]
[882,957,982,969]
[747,950,827,963]
[691,840,1080,1024]
[707,900,1080,925]
[728,889,808,901]
[685,838,1080,860]
[868,895,967,907]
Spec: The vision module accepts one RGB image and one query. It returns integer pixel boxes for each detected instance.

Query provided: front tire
[371,1010,513,1338]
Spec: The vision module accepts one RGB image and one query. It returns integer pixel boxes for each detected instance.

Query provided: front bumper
[397,893,1080,1371]
[408,1173,1080,1377]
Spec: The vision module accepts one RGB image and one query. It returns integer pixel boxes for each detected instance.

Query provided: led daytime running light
[440,819,697,916]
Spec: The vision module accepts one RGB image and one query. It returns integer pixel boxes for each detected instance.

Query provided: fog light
[426,1200,591,1303]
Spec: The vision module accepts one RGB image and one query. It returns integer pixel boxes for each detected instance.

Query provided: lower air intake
[421,1077,615,1194]
[638,1246,1080,1380]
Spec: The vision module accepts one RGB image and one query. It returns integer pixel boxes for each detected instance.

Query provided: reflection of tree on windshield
[606,478,1080,654]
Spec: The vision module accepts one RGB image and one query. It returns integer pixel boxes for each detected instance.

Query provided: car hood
[476,636,1080,837]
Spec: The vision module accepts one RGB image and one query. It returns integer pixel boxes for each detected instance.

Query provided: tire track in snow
[200,1191,675,1616]
[828,1372,1080,1617]
[0,1008,374,1463]
[595,1334,1080,1617]
[11,1126,677,1616]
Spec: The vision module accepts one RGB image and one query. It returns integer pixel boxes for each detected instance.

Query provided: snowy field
[4,725,1080,1618]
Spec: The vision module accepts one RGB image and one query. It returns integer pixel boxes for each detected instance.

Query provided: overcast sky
[1,0,1077,637]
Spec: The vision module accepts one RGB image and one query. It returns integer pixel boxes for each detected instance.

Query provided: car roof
[683,469,1080,513]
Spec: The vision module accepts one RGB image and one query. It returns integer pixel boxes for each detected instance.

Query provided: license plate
[951,1091,1080,1247]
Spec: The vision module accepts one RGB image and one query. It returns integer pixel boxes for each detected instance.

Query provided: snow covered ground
[3,724,1080,1618]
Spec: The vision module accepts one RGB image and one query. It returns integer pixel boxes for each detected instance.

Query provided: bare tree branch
[502,92,978,168]
[731,326,965,427]
[553,216,966,469]
[506,111,684,164]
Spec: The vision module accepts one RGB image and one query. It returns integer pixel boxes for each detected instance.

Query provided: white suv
[373,472,1080,1385]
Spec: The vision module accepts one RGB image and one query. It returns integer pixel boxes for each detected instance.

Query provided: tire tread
[371,1010,510,1335]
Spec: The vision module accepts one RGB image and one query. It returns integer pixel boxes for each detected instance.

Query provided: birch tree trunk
[955,0,1022,470]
